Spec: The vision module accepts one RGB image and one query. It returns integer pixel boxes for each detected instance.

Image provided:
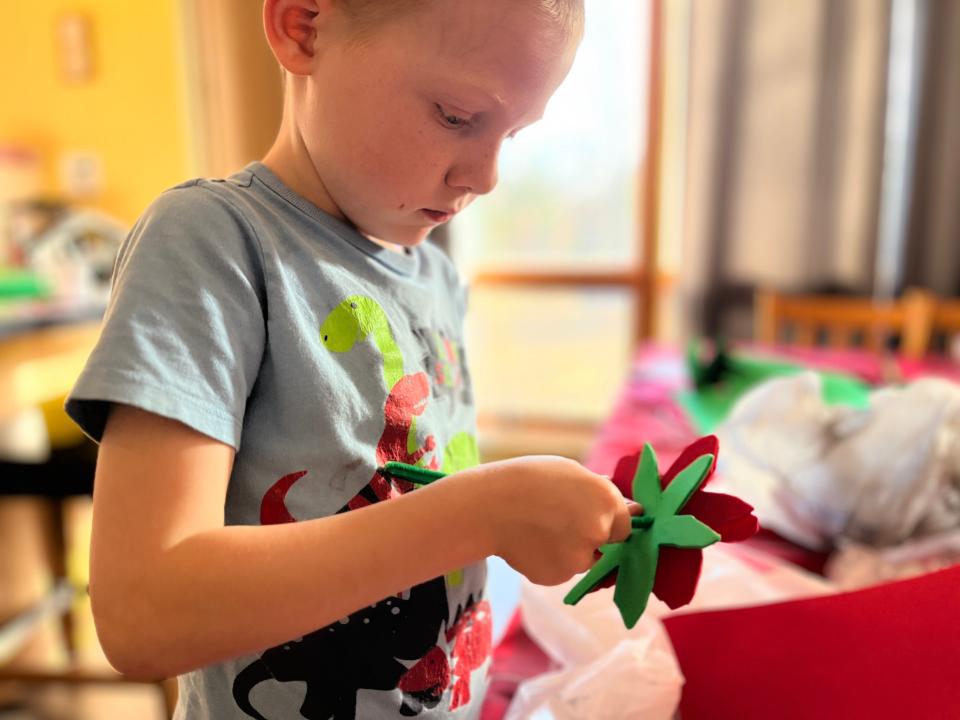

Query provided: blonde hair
[336,0,585,42]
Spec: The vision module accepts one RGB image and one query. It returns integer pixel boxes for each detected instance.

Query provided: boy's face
[299,1,579,247]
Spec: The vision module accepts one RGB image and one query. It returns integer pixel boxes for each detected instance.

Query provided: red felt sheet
[662,564,960,719]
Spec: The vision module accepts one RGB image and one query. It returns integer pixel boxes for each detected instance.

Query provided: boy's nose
[446,143,500,196]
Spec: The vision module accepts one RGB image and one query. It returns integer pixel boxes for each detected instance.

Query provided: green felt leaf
[632,444,662,514]
[687,341,706,387]
[564,444,726,627]
[564,543,626,605]
[820,372,872,409]
[0,268,50,300]
[381,462,446,486]
[655,514,721,549]
[613,532,659,628]
[658,455,714,517]
[678,347,873,433]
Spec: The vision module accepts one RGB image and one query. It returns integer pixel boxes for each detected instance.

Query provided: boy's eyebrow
[443,80,505,110]
[436,78,547,126]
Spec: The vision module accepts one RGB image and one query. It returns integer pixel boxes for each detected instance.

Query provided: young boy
[66,1,635,717]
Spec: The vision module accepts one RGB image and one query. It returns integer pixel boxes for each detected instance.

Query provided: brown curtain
[680,0,957,339]
[904,1,960,297]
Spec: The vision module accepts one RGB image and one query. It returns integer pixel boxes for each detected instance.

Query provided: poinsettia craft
[564,435,759,628]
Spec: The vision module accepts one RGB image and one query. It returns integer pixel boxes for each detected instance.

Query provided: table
[480,343,960,719]
[0,321,101,420]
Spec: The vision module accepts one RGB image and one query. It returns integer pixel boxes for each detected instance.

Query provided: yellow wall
[0,1,190,225]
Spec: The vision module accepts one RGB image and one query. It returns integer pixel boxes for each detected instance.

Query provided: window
[451,0,658,435]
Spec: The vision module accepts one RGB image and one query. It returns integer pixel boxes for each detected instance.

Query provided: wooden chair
[754,288,936,359]
[0,499,177,719]
[0,581,178,719]
[0,664,177,719]
[932,297,960,347]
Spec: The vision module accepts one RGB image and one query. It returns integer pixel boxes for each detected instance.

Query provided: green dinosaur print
[319,295,405,391]
[442,432,480,474]
[320,294,434,470]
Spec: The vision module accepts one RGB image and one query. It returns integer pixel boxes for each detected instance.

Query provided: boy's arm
[92,404,630,680]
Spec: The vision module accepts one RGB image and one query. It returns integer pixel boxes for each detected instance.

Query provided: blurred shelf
[0,322,101,420]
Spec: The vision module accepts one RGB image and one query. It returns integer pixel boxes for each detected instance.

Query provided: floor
[0,685,165,720]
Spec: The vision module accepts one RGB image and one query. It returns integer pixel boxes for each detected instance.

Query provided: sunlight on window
[452,0,648,272]
[465,286,635,420]
[455,0,650,425]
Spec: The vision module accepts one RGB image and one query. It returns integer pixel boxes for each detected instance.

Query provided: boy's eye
[435,103,471,129]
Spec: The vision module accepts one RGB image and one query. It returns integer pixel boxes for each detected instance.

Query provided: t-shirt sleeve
[65,184,266,449]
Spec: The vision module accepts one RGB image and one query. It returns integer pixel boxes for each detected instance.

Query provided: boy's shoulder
[143,168,465,293]
[152,167,257,216]
[134,167,274,248]
[147,165,327,245]
[167,165,256,194]
[119,171,267,277]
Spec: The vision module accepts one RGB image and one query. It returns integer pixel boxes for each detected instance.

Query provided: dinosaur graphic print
[411,326,473,406]
[234,295,488,719]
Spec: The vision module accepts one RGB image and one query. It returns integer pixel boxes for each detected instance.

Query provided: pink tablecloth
[479,344,960,719]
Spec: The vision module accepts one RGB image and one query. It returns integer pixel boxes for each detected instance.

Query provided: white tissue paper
[505,545,832,719]
[715,374,960,550]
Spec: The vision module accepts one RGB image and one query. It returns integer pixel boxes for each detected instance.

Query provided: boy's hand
[465,456,640,586]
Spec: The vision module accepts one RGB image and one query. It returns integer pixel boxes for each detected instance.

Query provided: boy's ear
[263,0,338,75]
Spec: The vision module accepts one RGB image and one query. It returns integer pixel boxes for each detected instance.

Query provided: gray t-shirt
[66,162,490,720]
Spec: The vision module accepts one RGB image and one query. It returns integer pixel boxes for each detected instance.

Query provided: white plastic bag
[504,633,682,720]
[505,545,833,719]
[716,374,960,550]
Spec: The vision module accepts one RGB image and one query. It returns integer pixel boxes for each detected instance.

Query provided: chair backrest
[932,298,960,344]
[754,288,935,359]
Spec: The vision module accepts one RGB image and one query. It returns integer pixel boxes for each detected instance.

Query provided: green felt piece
[380,461,446,486]
[632,515,654,530]
[728,355,800,378]
[632,444,662,515]
[675,388,732,435]
[820,372,872,409]
[0,268,49,300]
[655,514,721,548]
[565,444,720,628]
[564,542,624,606]
[678,343,872,433]
[658,455,713,517]
[613,531,659,628]
[687,342,707,387]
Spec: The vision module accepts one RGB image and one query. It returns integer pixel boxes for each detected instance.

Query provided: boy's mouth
[420,209,454,224]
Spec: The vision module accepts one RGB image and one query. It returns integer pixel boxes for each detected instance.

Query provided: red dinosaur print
[445,600,493,710]
[261,371,437,521]
[398,645,451,714]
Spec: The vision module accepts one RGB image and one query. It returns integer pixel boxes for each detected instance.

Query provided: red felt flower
[594,435,758,609]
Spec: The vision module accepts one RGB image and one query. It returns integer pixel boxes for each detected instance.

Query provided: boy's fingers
[608,503,634,543]
[607,501,645,544]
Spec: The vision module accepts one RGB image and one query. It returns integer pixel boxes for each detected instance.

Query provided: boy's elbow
[90,584,171,681]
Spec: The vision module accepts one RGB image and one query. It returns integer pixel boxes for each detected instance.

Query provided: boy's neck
[261,128,408,255]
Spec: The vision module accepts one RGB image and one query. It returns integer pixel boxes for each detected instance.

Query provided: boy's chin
[359,223,432,251]
[394,227,433,247]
